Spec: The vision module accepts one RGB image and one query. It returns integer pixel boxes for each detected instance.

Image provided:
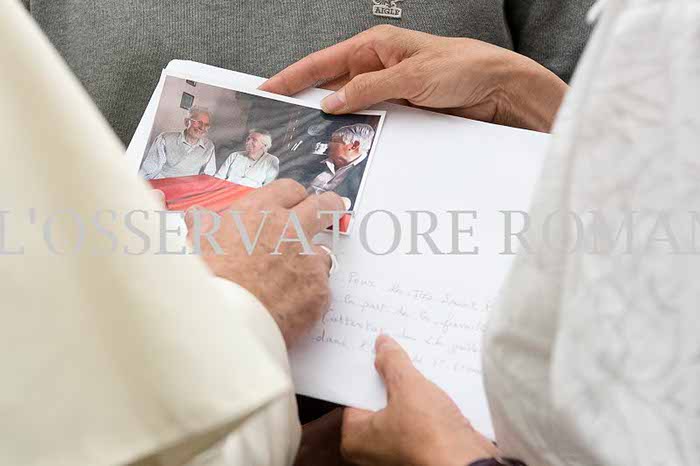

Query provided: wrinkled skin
[187,179,344,346]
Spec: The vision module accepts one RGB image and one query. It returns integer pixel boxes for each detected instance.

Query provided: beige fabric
[483,0,700,465]
[0,1,299,465]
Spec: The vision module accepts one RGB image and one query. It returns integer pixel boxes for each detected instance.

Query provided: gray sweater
[23,0,595,145]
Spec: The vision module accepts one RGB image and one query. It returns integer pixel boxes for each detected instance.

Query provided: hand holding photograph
[138,75,385,233]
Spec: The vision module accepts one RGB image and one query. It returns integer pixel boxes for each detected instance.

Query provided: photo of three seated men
[139,76,382,232]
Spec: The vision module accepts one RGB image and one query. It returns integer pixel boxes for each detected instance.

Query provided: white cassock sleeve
[483,1,700,465]
[0,1,300,466]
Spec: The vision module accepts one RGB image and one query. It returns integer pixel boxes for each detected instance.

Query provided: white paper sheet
[127,61,550,439]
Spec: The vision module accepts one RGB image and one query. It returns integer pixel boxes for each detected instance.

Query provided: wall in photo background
[148,77,251,168]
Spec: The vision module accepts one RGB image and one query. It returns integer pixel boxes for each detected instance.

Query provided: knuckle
[306,52,327,84]
[275,73,295,95]
[369,24,396,37]
[285,178,306,191]
[281,178,308,199]
[320,191,344,210]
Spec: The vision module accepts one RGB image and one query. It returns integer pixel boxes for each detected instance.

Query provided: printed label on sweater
[372,0,403,19]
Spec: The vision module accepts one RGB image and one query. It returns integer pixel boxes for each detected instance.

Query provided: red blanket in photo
[149,175,352,232]
[149,175,255,212]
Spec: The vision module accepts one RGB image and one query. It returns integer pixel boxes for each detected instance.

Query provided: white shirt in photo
[140,131,216,180]
[215,151,279,188]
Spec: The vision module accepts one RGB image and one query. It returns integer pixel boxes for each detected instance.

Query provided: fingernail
[341,197,352,210]
[321,89,346,113]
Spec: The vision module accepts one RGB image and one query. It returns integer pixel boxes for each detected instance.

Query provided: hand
[185,179,345,347]
[340,335,500,466]
[260,25,567,133]
[294,408,351,466]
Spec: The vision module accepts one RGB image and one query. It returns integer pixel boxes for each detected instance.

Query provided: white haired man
[305,123,375,208]
[215,129,280,188]
[139,107,217,180]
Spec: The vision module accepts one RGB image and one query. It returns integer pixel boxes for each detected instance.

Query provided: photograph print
[139,75,384,233]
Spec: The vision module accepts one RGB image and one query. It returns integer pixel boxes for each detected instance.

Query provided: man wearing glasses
[304,124,375,208]
[139,107,217,180]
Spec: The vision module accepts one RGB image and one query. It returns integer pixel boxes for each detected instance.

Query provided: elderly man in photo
[139,107,217,180]
[305,124,375,208]
[215,129,280,188]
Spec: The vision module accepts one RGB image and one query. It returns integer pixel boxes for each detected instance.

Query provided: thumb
[373,335,422,401]
[321,64,414,114]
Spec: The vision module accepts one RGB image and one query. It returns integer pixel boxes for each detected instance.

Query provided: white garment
[0,2,300,466]
[215,151,279,188]
[140,131,217,180]
[483,1,700,465]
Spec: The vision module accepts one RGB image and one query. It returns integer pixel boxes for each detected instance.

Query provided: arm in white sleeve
[0,3,300,465]
[201,146,217,176]
[182,279,301,466]
[214,154,234,180]
[139,134,166,179]
[135,280,301,466]
[264,156,280,185]
[483,3,700,465]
